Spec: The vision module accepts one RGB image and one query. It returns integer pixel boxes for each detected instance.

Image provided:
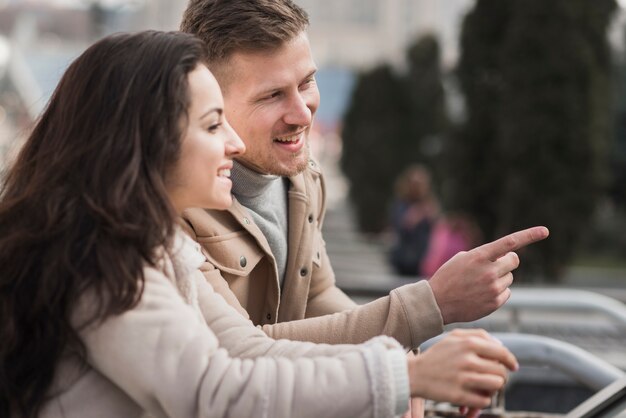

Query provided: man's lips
[273,130,305,144]
[273,132,304,153]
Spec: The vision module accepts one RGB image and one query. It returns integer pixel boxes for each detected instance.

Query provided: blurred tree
[341,64,410,233]
[612,26,626,209]
[448,0,616,281]
[404,34,448,172]
[87,1,107,39]
[341,35,447,233]
[443,0,512,241]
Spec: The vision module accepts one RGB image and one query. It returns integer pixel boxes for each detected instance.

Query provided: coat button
[243,217,250,225]
[240,256,247,267]
[308,214,314,223]
[266,313,272,320]
[300,267,308,277]
[308,160,316,168]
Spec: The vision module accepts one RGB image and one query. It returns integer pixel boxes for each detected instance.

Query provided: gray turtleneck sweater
[230,161,289,285]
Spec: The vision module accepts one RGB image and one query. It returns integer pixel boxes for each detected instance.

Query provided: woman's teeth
[218,169,231,177]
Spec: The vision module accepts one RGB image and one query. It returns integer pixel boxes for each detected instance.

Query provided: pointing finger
[476,226,549,262]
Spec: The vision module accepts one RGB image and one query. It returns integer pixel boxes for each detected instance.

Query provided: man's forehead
[224,34,316,93]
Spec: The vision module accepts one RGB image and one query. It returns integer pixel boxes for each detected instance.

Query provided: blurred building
[295,0,475,132]
[140,0,185,30]
[298,0,475,70]
[129,0,477,128]
[0,0,152,167]
[0,0,477,164]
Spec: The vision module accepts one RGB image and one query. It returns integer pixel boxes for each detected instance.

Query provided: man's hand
[428,226,549,324]
[407,329,517,407]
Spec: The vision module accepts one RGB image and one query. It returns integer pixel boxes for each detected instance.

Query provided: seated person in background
[421,213,483,278]
[0,30,518,418]
[389,164,440,276]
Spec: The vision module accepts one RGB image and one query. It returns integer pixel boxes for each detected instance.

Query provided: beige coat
[182,160,444,349]
[41,232,410,418]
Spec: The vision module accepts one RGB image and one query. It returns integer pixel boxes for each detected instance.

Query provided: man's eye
[301,78,315,88]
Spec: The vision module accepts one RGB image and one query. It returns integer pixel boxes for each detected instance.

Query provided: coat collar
[222,160,318,309]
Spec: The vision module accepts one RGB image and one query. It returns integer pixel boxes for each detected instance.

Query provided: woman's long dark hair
[0,31,208,417]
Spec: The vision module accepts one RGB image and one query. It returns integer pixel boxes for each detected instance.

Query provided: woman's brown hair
[0,30,208,417]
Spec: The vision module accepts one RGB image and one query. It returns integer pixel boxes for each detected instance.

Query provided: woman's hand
[407,329,517,408]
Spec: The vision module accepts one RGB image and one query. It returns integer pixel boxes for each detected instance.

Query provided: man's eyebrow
[301,69,317,81]
[253,69,318,99]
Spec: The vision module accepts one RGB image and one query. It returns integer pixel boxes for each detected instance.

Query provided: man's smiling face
[220,32,320,176]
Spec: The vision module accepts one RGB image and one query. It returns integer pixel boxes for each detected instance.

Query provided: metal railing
[502,288,626,331]
[421,333,626,417]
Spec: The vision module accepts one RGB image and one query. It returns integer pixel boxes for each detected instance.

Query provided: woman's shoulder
[146,229,205,280]
[142,229,208,318]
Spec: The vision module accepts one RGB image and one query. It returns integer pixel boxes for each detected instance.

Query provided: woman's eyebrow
[199,108,223,120]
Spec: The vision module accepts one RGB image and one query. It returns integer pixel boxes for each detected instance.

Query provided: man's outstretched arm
[240,226,550,347]
[191,223,548,348]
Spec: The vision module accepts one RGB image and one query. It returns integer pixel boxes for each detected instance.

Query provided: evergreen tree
[341,64,410,233]
[444,0,512,241]
[448,0,616,281]
[610,18,626,209]
[404,34,448,172]
[341,36,447,233]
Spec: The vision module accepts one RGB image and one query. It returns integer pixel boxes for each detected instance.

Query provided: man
[179,0,548,349]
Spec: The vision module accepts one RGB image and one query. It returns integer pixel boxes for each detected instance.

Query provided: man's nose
[283,92,313,127]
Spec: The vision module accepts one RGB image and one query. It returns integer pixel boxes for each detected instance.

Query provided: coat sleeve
[261,281,443,349]
[81,267,409,418]
[195,244,442,349]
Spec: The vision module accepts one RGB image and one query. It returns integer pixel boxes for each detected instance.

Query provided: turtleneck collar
[230,160,281,199]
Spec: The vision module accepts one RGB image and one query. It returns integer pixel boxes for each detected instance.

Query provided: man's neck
[230,160,289,286]
[231,160,280,199]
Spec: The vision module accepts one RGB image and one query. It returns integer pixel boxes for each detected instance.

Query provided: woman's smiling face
[166,65,245,213]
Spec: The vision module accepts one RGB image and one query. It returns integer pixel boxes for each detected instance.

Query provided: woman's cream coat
[41,232,409,418]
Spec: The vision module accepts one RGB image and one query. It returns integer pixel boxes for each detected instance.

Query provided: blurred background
[2,0,626,413]
[2,0,626,285]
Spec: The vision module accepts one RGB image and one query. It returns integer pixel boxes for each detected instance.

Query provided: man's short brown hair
[180,0,309,63]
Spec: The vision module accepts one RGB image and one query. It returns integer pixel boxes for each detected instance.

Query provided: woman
[0,31,515,418]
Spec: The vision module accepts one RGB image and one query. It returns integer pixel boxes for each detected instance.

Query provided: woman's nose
[224,122,246,157]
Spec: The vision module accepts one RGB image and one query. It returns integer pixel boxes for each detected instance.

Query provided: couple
[0,1,548,417]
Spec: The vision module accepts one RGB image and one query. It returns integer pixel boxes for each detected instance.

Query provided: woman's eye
[208,123,221,133]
